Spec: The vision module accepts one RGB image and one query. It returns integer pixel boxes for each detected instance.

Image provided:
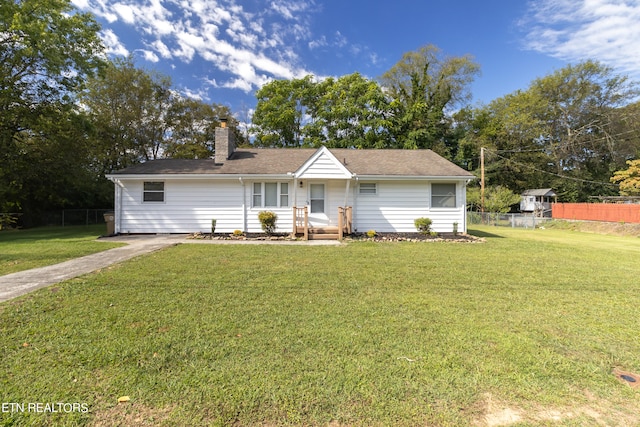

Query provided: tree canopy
[611,159,640,196]
[82,57,242,173]
[0,0,105,218]
[460,60,640,201]
[251,45,479,156]
[379,44,480,156]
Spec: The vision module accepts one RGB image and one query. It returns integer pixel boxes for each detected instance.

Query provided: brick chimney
[214,118,235,163]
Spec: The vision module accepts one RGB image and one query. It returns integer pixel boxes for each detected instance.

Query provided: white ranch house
[106,124,475,239]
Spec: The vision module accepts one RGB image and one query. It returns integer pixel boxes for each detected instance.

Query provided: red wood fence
[552,203,640,223]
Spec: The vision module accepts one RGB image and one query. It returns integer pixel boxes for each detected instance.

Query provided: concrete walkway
[0,235,181,303]
[0,235,341,303]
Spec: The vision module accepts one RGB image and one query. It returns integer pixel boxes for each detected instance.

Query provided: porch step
[309,233,340,240]
[308,227,340,240]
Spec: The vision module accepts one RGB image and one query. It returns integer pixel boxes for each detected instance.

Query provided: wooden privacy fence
[552,203,640,223]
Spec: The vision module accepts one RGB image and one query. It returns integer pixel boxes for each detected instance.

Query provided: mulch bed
[345,232,484,243]
[187,231,485,243]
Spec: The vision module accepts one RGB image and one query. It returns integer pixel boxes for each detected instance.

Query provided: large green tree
[0,0,105,219]
[83,58,241,169]
[252,76,317,147]
[305,73,391,148]
[164,98,237,159]
[460,60,640,201]
[82,57,174,173]
[379,44,480,156]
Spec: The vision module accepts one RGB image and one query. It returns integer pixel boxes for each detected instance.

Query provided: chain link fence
[468,212,553,229]
[1,209,113,229]
[60,209,113,227]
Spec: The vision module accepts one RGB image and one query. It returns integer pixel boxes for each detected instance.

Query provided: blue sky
[72,0,640,116]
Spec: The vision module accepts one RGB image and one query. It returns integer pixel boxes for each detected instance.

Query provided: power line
[492,128,640,154]
[485,148,620,188]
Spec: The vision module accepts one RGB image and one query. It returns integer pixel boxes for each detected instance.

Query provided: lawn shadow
[467,228,504,239]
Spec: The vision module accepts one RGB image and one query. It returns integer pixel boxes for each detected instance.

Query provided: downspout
[288,172,297,236]
[239,177,246,232]
[464,178,472,233]
[343,178,350,207]
[353,175,358,232]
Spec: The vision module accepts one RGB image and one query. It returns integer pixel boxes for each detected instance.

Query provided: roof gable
[295,146,353,179]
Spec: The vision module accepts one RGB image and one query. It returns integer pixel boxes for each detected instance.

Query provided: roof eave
[355,174,476,181]
[105,173,293,180]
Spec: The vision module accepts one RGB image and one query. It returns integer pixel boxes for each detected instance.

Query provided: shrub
[258,211,278,235]
[211,219,217,234]
[232,230,244,236]
[414,217,432,234]
[366,230,377,238]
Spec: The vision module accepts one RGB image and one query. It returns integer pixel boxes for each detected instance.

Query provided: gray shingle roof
[109,148,475,178]
[521,188,556,197]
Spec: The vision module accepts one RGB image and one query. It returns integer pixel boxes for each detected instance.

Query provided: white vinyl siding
[297,150,351,179]
[119,179,293,234]
[354,180,466,233]
[120,179,242,233]
[114,177,467,235]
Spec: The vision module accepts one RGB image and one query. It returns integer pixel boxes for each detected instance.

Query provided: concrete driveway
[0,234,341,303]
[0,235,181,303]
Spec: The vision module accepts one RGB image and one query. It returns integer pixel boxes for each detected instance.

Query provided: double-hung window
[143,182,164,202]
[252,182,289,208]
[431,183,456,208]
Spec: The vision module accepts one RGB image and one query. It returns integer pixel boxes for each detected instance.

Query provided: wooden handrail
[292,206,308,240]
[337,206,353,240]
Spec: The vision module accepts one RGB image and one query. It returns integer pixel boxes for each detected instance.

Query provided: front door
[308,183,329,227]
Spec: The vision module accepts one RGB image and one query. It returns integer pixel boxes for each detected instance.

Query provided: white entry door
[308,183,329,226]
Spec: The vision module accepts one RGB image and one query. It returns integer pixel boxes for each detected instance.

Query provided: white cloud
[113,3,135,23]
[309,35,327,50]
[180,86,207,100]
[74,0,330,93]
[149,39,172,59]
[522,0,640,77]
[138,49,159,62]
[100,29,129,56]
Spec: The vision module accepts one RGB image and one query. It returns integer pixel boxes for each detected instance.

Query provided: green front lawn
[1,226,639,426]
[0,225,124,276]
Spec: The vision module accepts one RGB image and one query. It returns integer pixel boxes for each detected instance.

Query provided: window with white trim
[143,181,164,202]
[431,183,456,208]
[252,182,289,208]
[359,183,377,195]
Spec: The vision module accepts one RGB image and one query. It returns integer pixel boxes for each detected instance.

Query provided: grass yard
[1,226,640,426]
[0,225,124,276]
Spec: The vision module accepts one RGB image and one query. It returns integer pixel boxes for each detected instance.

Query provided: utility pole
[480,147,485,216]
